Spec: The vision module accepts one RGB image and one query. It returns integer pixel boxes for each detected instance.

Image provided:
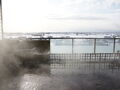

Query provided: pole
[0,0,4,39]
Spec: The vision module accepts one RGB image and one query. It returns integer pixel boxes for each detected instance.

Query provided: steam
[0,39,50,89]
[0,40,120,90]
[0,40,22,89]
[0,40,21,78]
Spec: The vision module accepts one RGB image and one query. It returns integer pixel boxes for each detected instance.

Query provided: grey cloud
[114,23,120,28]
[48,16,106,20]
[61,0,120,13]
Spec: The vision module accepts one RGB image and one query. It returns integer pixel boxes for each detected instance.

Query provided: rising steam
[0,39,120,90]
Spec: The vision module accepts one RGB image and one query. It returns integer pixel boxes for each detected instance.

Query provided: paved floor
[1,72,120,90]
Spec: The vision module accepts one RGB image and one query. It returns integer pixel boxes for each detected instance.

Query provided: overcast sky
[1,0,120,32]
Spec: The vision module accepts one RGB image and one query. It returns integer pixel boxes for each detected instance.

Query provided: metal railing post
[94,38,96,53]
[113,38,116,53]
[72,39,74,54]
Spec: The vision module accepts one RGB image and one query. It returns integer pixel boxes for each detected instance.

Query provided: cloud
[60,0,120,13]
[47,0,120,19]
[1,0,120,32]
[47,0,120,32]
[48,16,106,20]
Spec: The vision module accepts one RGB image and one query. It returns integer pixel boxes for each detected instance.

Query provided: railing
[49,38,120,53]
[2,37,120,53]
[50,53,120,74]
